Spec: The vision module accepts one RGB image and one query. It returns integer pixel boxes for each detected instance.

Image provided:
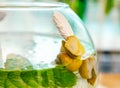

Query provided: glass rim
[0,2,69,8]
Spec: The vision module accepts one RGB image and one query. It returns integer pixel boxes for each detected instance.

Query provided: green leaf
[8,71,27,88]
[4,79,17,88]
[53,67,77,87]
[105,0,114,14]
[41,70,49,87]
[21,70,39,87]
[0,71,7,87]
[0,67,77,88]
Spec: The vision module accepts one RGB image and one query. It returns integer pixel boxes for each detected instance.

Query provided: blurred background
[0,0,120,88]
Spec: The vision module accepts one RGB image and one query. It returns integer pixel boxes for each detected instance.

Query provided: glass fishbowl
[0,2,98,88]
